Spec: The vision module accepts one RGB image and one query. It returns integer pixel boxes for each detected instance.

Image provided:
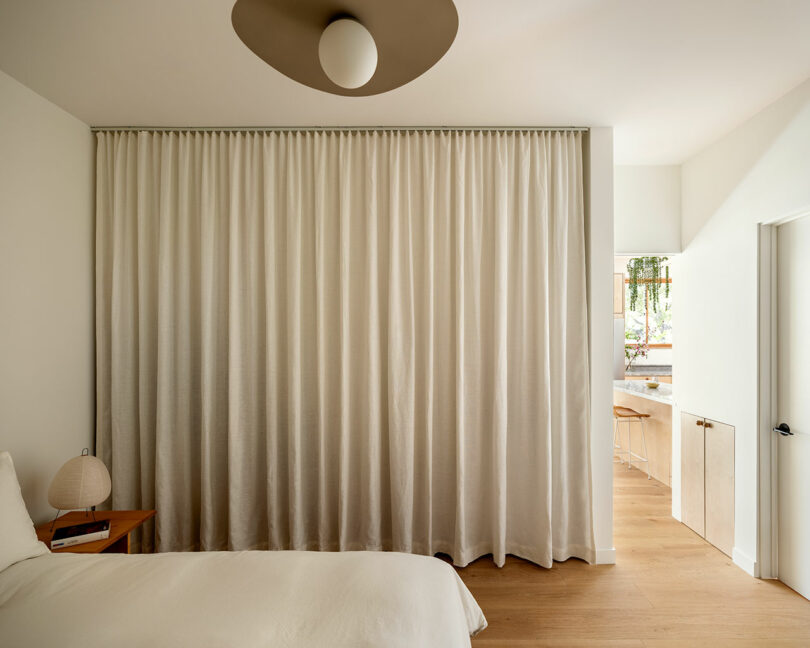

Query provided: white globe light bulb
[318,18,377,89]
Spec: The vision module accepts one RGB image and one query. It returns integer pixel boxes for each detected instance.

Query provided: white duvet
[0,550,486,647]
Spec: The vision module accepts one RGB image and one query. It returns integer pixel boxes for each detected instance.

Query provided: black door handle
[773,423,793,436]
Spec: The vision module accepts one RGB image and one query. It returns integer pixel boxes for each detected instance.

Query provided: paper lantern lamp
[48,448,111,512]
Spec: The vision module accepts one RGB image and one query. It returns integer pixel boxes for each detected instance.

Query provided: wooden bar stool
[613,405,650,479]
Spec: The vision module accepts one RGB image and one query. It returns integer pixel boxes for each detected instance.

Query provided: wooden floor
[457,463,810,647]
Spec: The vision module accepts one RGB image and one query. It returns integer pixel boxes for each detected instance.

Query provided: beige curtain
[95,129,593,567]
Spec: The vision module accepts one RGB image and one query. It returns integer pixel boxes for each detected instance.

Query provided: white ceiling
[1,0,809,164]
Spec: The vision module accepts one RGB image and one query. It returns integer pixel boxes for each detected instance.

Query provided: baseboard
[732,547,758,577]
[595,547,616,564]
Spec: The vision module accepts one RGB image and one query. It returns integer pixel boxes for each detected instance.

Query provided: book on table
[50,519,111,549]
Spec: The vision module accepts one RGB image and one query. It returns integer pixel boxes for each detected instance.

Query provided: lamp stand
[49,507,97,532]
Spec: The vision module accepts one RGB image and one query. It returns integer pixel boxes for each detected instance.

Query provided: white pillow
[0,451,49,571]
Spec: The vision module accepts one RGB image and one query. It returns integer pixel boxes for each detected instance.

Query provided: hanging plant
[627,256,669,312]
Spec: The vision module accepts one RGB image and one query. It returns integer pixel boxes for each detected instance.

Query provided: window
[625,278,672,347]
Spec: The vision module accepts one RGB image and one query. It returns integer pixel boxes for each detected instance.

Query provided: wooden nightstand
[35,510,156,554]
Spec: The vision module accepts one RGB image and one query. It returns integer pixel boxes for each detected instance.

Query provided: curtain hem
[168,539,595,569]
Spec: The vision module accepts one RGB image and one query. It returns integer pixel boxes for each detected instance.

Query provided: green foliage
[626,256,669,312]
[624,332,649,370]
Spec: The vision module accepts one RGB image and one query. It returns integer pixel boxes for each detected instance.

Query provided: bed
[0,550,485,647]
[0,452,485,647]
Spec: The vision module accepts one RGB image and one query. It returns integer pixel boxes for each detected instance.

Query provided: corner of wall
[676,78,810,579]
[614,164,682,255]
[732,547,758,577]
[586,127,616,564]
[0,70,95,524]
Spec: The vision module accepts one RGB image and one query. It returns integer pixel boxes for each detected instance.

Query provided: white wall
[675,78,810,575]
[615,165,681,254]
[586,127,615,564]
[0,70,95,523]
[633,348,672,367]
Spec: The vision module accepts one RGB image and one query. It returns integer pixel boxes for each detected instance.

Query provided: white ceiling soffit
[0,0,809,164]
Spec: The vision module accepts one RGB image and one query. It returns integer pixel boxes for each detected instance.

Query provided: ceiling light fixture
[231,0,458,97]
[318,18,377,89]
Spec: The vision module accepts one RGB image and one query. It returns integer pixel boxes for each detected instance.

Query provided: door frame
[757,209,810,580]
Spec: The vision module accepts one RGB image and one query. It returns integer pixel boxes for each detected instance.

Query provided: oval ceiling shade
[231,0,459,97]
[318,19,377,89]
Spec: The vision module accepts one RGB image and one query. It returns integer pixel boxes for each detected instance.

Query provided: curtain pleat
[96,129,593,567]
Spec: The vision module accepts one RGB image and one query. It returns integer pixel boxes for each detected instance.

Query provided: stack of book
[50,519,111,549]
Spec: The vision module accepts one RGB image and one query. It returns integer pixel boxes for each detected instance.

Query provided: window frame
[624,277,672,349]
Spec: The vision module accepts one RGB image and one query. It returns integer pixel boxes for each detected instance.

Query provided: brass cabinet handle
[704,422,713,429]
[696,420,704,426]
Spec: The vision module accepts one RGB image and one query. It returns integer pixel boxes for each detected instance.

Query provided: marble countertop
[613,379,674,405]
[625,364,672,376]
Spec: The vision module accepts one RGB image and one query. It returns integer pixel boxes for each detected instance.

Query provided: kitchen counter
[624,364,672,376]
[613,380,674,486]
[613,379,673,405]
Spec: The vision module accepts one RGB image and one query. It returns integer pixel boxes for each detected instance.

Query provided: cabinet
[681,412,705,536]
[680,412,735,556]
[613,273,625,318]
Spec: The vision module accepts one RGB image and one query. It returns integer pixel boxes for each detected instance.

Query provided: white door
[776,214,810,599]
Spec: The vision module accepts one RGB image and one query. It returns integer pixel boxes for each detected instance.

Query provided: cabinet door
[704,419,735,557]
[613,273,625,318]
[681,412,705,537]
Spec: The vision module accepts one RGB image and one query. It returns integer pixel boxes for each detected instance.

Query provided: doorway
[758,214,810,599]
[613,255,674,486]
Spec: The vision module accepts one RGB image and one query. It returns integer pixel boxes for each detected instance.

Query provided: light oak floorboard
[457,463,810,646]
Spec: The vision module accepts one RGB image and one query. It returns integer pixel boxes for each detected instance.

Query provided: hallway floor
[459,463,810,647]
